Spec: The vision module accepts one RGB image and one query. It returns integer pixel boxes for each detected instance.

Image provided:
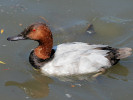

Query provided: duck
[7,22,132,76]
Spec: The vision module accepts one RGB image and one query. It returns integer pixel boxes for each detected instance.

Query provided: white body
[41,42,111,76]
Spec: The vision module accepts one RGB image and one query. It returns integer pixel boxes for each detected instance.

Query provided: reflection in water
[106,63,129,81]
[4,64,129,98]
[5,72,53,98]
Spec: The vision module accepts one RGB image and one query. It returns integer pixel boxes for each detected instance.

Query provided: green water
[0,0,133,100]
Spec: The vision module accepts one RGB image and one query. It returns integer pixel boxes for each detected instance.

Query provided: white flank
[41,42,111,76]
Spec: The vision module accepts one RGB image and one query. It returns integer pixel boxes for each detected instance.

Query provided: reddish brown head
[26,23,52,42]
[7,22,53,60]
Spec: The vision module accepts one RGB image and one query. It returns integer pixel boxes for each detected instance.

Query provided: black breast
[29,49,55,69]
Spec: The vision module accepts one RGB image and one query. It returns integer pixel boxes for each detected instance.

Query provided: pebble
[2,45,6,47]
[65,94,72,98]
[25,96,30,99]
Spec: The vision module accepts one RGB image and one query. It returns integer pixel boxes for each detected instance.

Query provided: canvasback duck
[7,22,132,76]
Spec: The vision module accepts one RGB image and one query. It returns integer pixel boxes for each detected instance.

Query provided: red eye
[33,29,36,31]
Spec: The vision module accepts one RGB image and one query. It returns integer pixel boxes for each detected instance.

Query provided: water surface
[0,0,133,100]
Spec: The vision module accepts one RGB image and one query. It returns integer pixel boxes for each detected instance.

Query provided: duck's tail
[116,48,132,59]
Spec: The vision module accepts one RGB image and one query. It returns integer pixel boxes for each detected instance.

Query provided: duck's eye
[32,29,36,32]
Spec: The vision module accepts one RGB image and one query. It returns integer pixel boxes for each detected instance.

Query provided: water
[0,0,133,100]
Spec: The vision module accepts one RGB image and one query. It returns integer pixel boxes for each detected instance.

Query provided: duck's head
[7,22,53,60]
[7,22,53,43]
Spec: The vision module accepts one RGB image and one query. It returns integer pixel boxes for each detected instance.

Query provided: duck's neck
[34,38,53,60]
